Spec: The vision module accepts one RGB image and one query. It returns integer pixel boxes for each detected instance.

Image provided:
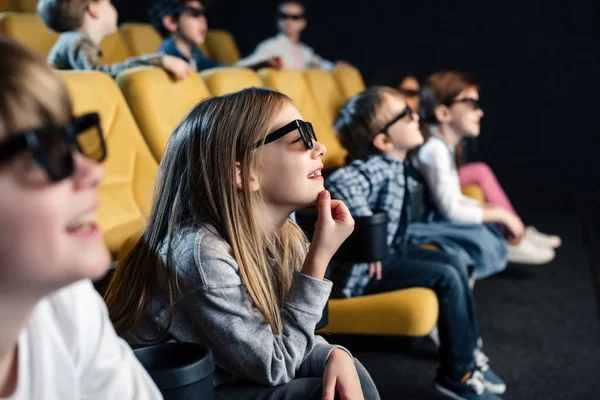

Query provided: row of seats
[0,0,36,13]
[59,67,437,338]
[0,12,239,64]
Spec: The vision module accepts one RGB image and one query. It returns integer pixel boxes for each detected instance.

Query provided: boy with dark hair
[237,1,347,70]
[150,0,280,71]
[325,86,507,400]
[38,0,191,79]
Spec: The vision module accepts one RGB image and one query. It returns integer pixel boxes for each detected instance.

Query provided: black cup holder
[134,342,215,400]
[295,208,389,263]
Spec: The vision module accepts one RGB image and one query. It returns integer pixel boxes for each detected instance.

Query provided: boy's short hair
[37,0,91,32]
[278,1,305,12]
[149,0,209,38]
[334,86,405,163]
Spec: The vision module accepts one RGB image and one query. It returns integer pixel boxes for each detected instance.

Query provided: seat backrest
[259,68,346,170]
[0,12,58,58]
[0,0,12,12]
[303,69,346,128]
[119,22,163,57]
[59,71,158,257]
[13,0,36,12]
[201,67,263,96]
[204,29,240,65]
[331,66,366,101]
[99,31,131,64]
[117,67,211,162]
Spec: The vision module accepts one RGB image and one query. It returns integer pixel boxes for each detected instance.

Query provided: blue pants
[364,246,479,377]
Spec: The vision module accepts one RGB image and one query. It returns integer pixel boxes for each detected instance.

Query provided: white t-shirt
[1,280,162,400]
[417,136,484,224]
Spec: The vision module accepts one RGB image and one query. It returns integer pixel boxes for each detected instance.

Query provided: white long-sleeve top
[416,136,484,224]
[236,33,334,70]
[1,280,162,400]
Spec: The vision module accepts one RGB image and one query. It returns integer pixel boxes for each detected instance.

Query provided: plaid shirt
[325,154,428,298]
[48,32,163,78]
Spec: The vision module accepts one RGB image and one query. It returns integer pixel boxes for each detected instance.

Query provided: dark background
[114,0,600,213]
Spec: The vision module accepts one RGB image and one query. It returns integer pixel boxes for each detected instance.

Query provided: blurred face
[258,103,326,214]
[174,1,208,46]
[399,76,420,113]
[0,132,110,294]
[93,0,118,36]
[380,94,423,153]
[447,86,484,138]
[277,2,307,38]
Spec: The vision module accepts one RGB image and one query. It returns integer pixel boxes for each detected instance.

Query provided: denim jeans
[364,245,479,377]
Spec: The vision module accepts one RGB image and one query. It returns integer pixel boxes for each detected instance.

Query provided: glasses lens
[189,8,205,17]
[34,127,73,181]
[76,123,105,162]
[300,122,315,149]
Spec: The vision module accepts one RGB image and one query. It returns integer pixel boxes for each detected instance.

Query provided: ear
[235,162,260,193]
[162,14,179,34]
[372,133,391,153]
[434,104,451,124]
[86,1,100,18]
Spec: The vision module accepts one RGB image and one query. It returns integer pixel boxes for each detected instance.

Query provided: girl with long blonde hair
[105,87,379,399]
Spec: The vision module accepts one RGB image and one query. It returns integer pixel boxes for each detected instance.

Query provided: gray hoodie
[124,224,348,387]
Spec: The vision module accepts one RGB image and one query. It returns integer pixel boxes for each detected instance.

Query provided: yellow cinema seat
[0,12,58,58]
[332,65,366,101]
[117,67,212,161]
[13,0,36,12]
[99,31,131,64]
[201,67,263,96]
[304,68,346,128]
[204,29,241,65]
[119,23,163,57]
[461,184,485,203]
[259,68,347,170]
[0,0,12,12]
[321,288,439,336]
[59,71,158,259]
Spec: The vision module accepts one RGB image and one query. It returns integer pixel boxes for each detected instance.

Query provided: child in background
[38,0,191,79]
[418,71,559,265]
[237,1,348,70]
[326,86,505,399]
[104,88,379,399]
[0,37,161,400]
[150,0,281,71]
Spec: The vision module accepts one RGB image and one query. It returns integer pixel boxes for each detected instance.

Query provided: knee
[436,266,467,292]
[469,162,495,180]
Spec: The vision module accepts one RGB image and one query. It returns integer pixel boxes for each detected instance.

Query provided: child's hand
[503,212,525,243]
[335,60,352,68]
[267,57,283,69]
[303,190,354,279]
[322,349,364,400]
[162,55,192,80]
[368,261,382,280]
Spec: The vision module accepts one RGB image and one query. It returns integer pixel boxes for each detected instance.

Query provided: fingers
[317,190,332,222]
[368,261,383,280]
[368,262,375,278]
[376,260,382,280]
[330,199,353,223]
[322,375,336,400]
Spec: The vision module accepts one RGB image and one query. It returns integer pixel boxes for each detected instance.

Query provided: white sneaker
[525,226,561,248]
[507,235,555,265]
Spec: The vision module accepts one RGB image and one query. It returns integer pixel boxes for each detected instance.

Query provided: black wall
[115,0,600,212]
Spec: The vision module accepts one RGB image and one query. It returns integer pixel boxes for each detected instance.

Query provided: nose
[72,152,104,190]
[477,108,484,118]
[311,140,326,160]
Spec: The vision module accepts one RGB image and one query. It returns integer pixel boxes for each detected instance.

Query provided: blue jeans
[364,245,478,377]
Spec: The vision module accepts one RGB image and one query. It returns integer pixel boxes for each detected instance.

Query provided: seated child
[0,37,161,399]
[150,0,282,71]
[237,1,348,70]
[38,0,191,79]
[326,86,506,399]
[104,88,380,399]
[418,71,559,265]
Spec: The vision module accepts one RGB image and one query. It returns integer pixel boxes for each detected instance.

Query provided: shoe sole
[434,382,476,400]
[484,381,506,395]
